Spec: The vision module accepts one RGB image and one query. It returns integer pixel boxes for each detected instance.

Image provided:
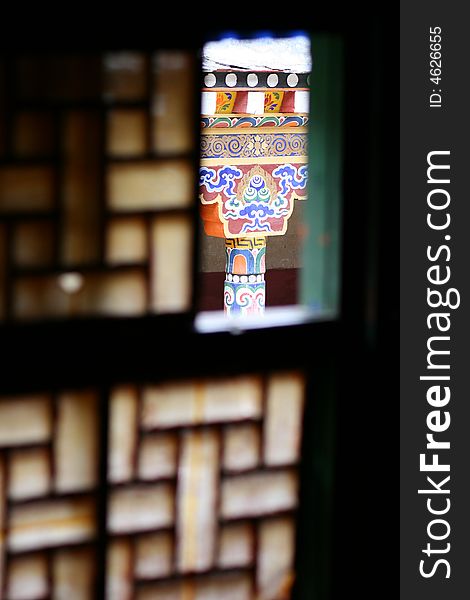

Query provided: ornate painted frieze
[201,115,309,129]
[201,131,307,160]
[202,70,310,90]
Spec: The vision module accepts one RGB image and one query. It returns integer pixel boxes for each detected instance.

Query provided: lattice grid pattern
[0,51,196,321]
[0,372,305,599]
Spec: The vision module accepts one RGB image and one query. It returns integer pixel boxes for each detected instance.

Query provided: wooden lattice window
[0,372,305,598]
[0,51,197,321]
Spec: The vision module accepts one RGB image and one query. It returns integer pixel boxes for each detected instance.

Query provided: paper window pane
[55,391,98,492]
[109,386,139,484]
[0,395,51,447]
[142,376,262,429]
[103,52,147,101]
[222,423,260,472]
[264,372,305,466]
[153,51,195,154]
[9,447,51,500]
[53,547,96,600]
[13,269,147,320]
[136,574,252,600]
[106,217,148,265]
[6,553,48,600]
[151,215,193,313]
[8,497,96,552]
[221,470,298,519]
[218,523,254,568]
[257,517,296,600]
[135,531,173,579]
[107,109,147,156]
[0,455,5,592]
[176,430,219,573]
[108,484,174,534]
[107,160,194,211]
[137,432,178,481]
[106,539,132,600]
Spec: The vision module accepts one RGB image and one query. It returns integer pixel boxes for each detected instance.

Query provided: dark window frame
[0,13,398,599]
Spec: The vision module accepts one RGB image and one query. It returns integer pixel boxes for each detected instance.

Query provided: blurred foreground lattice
[0,371,305,599]
[0,51,196,321]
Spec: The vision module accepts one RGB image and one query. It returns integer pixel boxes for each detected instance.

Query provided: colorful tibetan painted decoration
[224,237,266,315]
[200,66,309,316]
[264,90,284,112]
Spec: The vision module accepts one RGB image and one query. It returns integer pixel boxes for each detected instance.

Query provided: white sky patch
[202,35,311,73]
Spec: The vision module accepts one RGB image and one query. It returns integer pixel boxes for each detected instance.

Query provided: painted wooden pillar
[224,237,266,315]
[200,69,309,315]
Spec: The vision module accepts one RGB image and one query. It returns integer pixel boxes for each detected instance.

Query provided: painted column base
[223,237,266,316]
[224,274,265,316]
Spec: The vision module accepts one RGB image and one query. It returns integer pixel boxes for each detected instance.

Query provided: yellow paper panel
[152,51,195,154]
[105,217,147,265]
[257,517,296,600]
[13,269,147,320]
[9,447,50,500]
[134,531,173,579]
[218,523,253,569]
[176,430,219,573]
[203,376,263,423]
[220,470,298,519]
[55,391,98,493]
[222,423,260,472]
[196,573,252,600]
[264,372,305,466]
[53,547,96,600]
[0,395,51,447]
[0,455,5,593]
[107,160,194,211]
[103,52,147,101]
[137,574,252,600]
[83,270,147,316]
[8,497,96,552]
[150,215,192,313]
[107,109,147,156]
[106,539,132,600]
[108,484,174,534]
[109,386,138,484]
[137,432,178,481]
[6,553,48,600]
[141,376,262,429]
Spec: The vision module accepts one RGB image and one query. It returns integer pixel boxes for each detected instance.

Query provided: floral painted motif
[264,91,284,112]
[215,92,236,113]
